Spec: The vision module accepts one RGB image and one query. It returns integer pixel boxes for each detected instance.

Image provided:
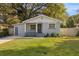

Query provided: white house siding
[9,27,14,35]
[54,22,60,34]
[14,24,26,36]
[13,22,60,36]
[42,23,48,34]
[42,22,60,35]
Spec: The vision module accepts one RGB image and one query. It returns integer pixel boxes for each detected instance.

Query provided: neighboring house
[10,15,61,37]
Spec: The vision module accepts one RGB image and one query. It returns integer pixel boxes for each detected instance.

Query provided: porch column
[24,24,26,32]
[36,23,38,32]
[13,26,15,36]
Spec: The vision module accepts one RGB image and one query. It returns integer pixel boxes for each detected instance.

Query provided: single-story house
[10,15,62,37]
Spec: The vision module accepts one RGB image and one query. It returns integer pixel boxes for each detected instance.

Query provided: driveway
[0,36,44,44]
[0,36,20,44]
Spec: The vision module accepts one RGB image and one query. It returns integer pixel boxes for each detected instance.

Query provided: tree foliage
[0,4,16,21]
[11,3,46,21]
[70,14,79,24]
[6,16,21,25]
[0,3,47,22]
[0,3,67,25]
[42,3,68,21]
[66,17,75,28]
[66,14,79,28]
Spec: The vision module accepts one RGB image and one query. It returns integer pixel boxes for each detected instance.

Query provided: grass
[0,37,79,56]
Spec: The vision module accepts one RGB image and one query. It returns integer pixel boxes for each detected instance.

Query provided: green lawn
[0,37,79,56]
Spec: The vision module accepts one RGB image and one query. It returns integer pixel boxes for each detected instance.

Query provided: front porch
[26,23,42,33]
[25,23,45,37]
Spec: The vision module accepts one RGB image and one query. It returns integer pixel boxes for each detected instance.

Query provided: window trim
[49,24,55,29]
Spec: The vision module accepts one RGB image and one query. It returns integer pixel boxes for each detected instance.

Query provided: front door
[15,27,18,35]
[38,24,42,33]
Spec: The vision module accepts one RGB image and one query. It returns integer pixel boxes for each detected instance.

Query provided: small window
[30,25,36,30]
[49,24,55,29]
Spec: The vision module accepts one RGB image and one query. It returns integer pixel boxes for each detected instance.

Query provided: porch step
[25,32,45,37]
[36,33,45,37]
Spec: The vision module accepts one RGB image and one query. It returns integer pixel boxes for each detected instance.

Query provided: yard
[0,37,79,56]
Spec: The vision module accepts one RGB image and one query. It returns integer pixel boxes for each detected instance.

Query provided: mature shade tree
[66,14,79,28]
[6,15,21,25]
[0,4,16,22]
[42,3,68,21]
[11,3,46,21]
[0,3,46,23]
[0,3,68,25]
[72,14,79,24]
[66,17,75,28]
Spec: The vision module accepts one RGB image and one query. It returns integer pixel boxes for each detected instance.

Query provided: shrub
[51,33,59,37]
[44,33,49,37]
[61,24,66,28]
[56,34,59,37]
[44,33,59,37]
[76,31,79,36]
[66,18,75,28]
[51,33,55,37]
[0,32,4,37]
[3,29,9,36]
[0,28,9,37]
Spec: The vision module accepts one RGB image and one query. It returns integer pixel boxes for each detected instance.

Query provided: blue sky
[64,3,79,16]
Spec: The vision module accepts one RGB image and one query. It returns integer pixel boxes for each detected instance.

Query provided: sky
[64,3,79,16]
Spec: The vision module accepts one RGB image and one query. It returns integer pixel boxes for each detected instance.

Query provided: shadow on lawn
[0,46,51,56]
[0,40,79,56]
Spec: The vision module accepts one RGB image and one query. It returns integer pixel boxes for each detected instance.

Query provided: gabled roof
[13,15,62,26]
[22,15,62,23]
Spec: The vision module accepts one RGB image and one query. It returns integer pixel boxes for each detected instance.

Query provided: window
[49,24,55,29]
[30,25,36,30]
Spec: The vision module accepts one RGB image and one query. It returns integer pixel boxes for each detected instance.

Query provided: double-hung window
[49,24,55,29]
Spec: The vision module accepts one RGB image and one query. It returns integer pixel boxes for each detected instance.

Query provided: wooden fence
[60,28,79,36]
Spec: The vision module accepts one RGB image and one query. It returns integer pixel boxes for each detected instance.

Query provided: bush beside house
[0,23,10,37]
[44,33,59,37]
[76,31,79,36]
[0,28,9,37]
